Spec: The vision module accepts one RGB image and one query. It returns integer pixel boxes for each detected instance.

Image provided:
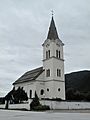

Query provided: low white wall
[40,100,90,110]
[0,103,30,110]
[9,103,30,110]
[0,104,5,109]
[1,101,90,110]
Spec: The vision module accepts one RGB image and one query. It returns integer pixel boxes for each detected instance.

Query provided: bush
[30,91,50,111]
[86,92,90,101]
[52,98,62,101]
[33,105,50,111]
[66,88,87,101]
[30,91,40,110]
[0,97,5,104]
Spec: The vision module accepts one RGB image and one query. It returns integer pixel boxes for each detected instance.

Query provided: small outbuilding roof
[13,67,43,85]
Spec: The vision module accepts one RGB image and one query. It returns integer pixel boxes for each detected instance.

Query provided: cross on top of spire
[51,10,54,16]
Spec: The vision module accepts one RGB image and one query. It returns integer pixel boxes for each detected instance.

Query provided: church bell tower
[42,15,65,100]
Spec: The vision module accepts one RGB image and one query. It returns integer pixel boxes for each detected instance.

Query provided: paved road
[0,110,90,120]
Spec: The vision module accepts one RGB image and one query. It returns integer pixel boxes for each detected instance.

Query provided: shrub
[86,92,90,101]
[30,91,40,110]
[33,105,50,111]
[30,91,50,111]
[0,97,5,104]
[52,98,62,101]
[66,88,87,101]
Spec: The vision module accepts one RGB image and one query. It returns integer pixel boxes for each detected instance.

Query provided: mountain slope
[65,70,90,92]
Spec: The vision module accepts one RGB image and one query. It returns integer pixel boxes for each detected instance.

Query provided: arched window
[57,69,61,77]
[46,50,50,59]
[40,89,44,95]
[46,69,50,77]
[59,51,60,58]
[56,50,58,58]
[46,51,48,59]
[30,90,32,98]
[58,88,60,91]
[48,50,50,58]
[56,50,60,58]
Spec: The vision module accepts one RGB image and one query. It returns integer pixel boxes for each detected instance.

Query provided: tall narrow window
[40,89,44,95]
[30,90,32,99]
[48,50,50,58]
[58,88,60,91]
[57,69,61,77]
[46,51,48,59]
[57,69,59,76]
[46,50,50,59]
[58,69,61,77]
[46,69,50,77]
[59,51,60,58]
[56,50,58,58]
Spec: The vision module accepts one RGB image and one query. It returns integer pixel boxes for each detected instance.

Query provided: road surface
[0,109,90,120]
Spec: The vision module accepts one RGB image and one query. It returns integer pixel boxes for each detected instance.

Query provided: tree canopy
[5,87,28,104]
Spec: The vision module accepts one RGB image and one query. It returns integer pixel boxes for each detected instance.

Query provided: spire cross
[51,10,54,16]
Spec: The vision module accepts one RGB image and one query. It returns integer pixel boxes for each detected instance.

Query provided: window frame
[30,90,32,99]
[57,69,61,77]
[59,51,60,58]
[46,51,48,59]
[58,88,60,92]
[46,50,50,59]
[47,88,49,92]
[56,50,58,58]
[40,89,44,95]
[48,50,50,58]
[46,69,50,77]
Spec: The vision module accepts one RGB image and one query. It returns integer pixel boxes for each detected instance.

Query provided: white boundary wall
[40,101,90,110]
[0,103,30,110]
[1,101,90,110]
[0,104,5,109]
[9,103,30,110]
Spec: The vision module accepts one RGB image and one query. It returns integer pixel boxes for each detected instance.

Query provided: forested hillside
[65,70,90,101]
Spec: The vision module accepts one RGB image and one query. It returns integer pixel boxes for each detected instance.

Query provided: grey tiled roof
[47,16,59,40]
[13,67,43,85]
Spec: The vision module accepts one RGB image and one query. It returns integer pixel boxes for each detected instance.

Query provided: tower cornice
[42,38,64,47]
[42,56,64,62]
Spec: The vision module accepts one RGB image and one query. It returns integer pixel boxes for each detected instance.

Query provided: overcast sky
[0,0,90,97]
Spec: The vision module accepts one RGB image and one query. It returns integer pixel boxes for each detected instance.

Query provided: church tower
[42,16,65,100]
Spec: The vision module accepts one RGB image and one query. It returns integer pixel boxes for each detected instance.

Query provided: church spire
[47,16,59,40]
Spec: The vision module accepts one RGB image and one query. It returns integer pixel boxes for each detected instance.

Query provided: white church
[13,16,66,100]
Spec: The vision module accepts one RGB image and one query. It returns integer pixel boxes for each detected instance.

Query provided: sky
[0,0,90,97]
